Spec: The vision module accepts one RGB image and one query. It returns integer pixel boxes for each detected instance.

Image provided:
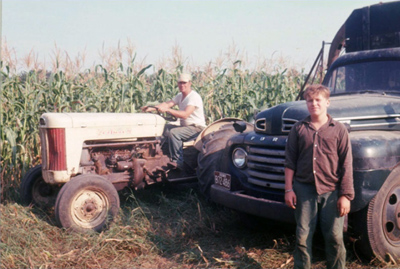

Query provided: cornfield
[0,46,305,203]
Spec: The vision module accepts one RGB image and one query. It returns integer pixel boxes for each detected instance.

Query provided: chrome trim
[247,162,285,174]
[282,118,298,133]
[247,155,285,165]
[232,148,248,169]
[349,121,400,128]
[249,147,285,156]
[255,118,267,132]
[334,114,400,121]
[281,114,400,133]
[248,177,285,189]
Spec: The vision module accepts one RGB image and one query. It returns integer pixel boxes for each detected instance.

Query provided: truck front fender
[351,131,400,211]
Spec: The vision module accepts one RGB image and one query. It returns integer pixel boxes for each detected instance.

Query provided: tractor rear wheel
[197,122,253,198]
[20,165,59,208]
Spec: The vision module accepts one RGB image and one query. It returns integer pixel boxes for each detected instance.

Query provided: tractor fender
[194,117,249,151]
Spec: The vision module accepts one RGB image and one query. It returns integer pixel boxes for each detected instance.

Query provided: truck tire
[366,169,400,262]
[197,122,253,198]
[55,175,120,233]
[20,165,59,208]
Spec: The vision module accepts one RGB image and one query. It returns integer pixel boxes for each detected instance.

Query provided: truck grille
[246,145,286,190]
[282,118,298,133]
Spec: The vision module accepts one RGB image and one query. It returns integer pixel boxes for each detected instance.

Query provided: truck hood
[254,94,400,135]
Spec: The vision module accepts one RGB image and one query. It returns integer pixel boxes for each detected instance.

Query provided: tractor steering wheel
[146,106,178,122]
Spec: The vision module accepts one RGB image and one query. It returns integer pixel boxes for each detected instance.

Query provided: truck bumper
[210,184,296,224]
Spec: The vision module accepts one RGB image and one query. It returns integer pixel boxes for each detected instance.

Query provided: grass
[0,184,397,269]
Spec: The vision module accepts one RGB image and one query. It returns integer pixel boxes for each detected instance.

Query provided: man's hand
[285,190,296,209]
[158,106,169,113]
[337,196,351,217]
[141,106,158,112]
[141,102,171,113]
[157,103,170,112]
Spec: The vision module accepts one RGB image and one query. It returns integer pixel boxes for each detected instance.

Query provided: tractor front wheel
[55,175,120,233]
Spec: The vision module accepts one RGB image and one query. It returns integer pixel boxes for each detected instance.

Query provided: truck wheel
[20,165,59,208]
[55,175,120,233]
[197,122,253,198]
[366,170,400,262]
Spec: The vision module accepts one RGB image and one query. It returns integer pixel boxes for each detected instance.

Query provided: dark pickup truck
[197,2,400,262]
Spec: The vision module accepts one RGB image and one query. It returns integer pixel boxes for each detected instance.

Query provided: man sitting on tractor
[141,73,206,170]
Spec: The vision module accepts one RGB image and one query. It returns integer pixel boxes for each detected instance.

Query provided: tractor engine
[80,139,171,190]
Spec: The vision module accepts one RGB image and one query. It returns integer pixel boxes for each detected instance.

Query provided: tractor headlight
[232,148,247,169]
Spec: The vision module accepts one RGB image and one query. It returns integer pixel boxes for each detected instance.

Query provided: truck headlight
[232,148,247,169]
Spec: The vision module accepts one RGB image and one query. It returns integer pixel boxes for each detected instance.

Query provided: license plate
[214,171,231,189]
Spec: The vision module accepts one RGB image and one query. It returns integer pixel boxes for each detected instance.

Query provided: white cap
[178,73,192,82]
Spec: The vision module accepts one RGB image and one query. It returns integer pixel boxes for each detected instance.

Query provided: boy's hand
[285,191,297,209]
[337,196,351,217]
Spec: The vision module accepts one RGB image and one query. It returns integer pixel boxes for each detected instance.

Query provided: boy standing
[284,84,354,269]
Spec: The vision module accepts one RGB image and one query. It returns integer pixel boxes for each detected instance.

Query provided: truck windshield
[326,60,400,95]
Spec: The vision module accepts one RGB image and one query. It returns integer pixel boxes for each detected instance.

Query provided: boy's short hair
[303,84,330,100]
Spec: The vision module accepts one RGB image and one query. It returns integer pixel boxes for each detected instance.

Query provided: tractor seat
[183,139,195,148]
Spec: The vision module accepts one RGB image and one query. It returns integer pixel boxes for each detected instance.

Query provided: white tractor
[20,109,252,232]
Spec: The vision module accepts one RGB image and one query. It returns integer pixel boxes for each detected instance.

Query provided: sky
[1,0,388,72]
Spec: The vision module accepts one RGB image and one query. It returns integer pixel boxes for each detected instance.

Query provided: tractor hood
[39,113,167,139]
[40,113,166,128]
[254,94,400,135]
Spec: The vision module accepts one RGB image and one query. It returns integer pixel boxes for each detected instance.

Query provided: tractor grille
[40,128,66,171]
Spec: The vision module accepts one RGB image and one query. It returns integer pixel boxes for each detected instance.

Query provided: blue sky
[2,0,384,71]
